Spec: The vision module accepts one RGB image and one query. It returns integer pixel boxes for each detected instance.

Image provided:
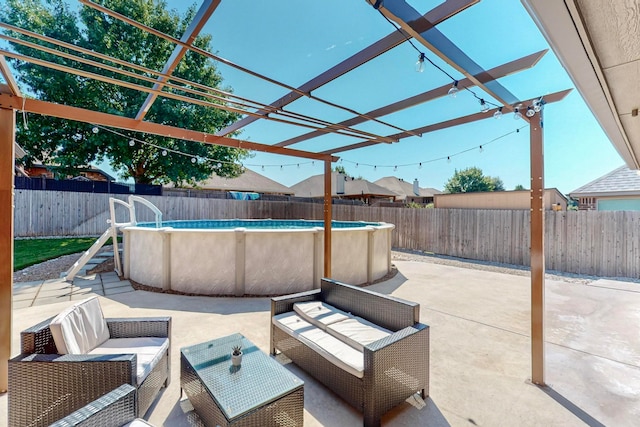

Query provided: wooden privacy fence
[14,190,640,278]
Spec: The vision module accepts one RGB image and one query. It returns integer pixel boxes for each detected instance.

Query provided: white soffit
[521,0,640,169]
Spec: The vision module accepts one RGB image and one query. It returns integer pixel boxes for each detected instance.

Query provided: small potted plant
[231,345,243,366]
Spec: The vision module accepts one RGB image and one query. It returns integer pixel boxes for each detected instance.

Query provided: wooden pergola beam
[0,56,20,96]
[368,0,520,109]
[323,89,572,154]
[276,50,548,147]
[216,0,478,137]
[0,94,337,162]
[135,0,220,121]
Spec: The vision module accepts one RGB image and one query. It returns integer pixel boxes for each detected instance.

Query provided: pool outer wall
[121,222,394,296]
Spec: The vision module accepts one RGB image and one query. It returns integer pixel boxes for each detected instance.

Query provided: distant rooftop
[291,172,397,198]
[569,166,640,197]
[374,176,441,200]
[177,168,293,195]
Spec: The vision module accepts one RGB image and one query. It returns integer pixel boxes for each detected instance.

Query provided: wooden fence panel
[13,190,640,278]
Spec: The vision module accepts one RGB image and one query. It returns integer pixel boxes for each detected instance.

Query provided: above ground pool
[121,219,394,296]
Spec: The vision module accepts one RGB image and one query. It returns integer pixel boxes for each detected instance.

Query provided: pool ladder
[63,196,162,281]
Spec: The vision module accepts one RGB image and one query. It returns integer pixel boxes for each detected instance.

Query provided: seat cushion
[89,337,169,385]
[273,312,364,378]
[293,301,351,330]
[326,317,392,352]
[50,296,110,354]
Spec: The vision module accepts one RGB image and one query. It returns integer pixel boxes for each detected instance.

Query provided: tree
[1,0,248,185]
[514,184,526,190]
[444,167,504,193]
[333,165,347,174]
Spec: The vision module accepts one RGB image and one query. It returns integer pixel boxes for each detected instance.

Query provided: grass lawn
[14,237,118,271]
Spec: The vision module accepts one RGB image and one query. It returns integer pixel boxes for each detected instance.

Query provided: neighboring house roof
[374,176,442,200]
[569,165,640,197]
[26,163,116,181]
[175,168,293,195]
[291,172,397,198]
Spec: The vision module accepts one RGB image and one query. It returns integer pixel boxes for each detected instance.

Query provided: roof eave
[521,0,640,169]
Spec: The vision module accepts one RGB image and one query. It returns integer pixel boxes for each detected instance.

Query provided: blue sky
[11,0,628,194]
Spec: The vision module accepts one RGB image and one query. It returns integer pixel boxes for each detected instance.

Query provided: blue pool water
[137,219,381,230]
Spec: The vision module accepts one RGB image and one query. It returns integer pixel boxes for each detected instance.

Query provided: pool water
[138,219,381,230]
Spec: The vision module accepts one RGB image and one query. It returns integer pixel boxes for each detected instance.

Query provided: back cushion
[50,296,110,354]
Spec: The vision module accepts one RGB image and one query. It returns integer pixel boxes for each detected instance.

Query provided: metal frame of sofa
[271,278,429,427]
[9,316,171,427]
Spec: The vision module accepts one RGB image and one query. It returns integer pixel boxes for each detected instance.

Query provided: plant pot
[231,352,242,366]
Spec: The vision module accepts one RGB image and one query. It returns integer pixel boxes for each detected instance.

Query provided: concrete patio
[2,258,639,426]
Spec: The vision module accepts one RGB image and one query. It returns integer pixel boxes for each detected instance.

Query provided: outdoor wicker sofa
[8,297,171,427]
[271,278,429,427]
[49,384,154,427]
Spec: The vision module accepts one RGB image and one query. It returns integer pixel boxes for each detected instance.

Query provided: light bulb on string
[191,157,197,163]
[128,139,135,147]
[447,156,451,164]
[217,163,222,168]
[92,126,99,134]
[355,163,358,168]
[261,165,265,171]
[513,107,522,120]
[448,81,459,98]
[525,106,536,118]
[479,99,490,113]
[418,163,422,169]
[415,53,426,73]
[533,98,543,113]
[297,164,300,169]
[161,150,167,156]
[374,166,377,171]
[394,165,398,172]
[493,107,503,119]
[479,145,483,153]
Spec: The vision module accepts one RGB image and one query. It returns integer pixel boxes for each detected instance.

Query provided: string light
[513,107,522,120]
[415,53,426,73]
[448,81,459,98]
[447,156,451,164]
[191,157,197,163]
[418,163,422,169]
[92,126,99,134]
[480,99,490,113]
[525,106,535,118]
[493,107,503,119]
[128,139,135,146]
[479,145,483,153]
[261,165,265,171]
[161,150,167,156]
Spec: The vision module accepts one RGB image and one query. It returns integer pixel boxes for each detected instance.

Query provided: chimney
[413,178,420,196]
[336,173,346,194]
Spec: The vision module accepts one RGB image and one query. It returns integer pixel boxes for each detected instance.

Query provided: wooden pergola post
[0,106,15,392]
[323,160,332,278]
[530,109,545,385]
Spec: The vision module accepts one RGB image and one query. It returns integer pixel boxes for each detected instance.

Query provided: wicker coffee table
[180,333,304,426]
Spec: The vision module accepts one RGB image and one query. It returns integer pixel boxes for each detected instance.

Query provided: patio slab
[2,260,638,426]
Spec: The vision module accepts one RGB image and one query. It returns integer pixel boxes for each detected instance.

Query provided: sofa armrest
[9,354,138,427]
[362,323,430,425]
[271,289,321,317]
[48,383,137,427]
[106,317,171,339]
[20,316,57,354]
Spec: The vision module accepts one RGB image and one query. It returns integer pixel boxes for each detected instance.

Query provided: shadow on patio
[2,259,639,426]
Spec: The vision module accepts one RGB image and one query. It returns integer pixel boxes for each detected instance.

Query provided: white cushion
[50,296,110,354]
[89,337,169,385]
[293,301,351,330]
[123,419,155,427]
[273,312,364,378]
[326,317,392,352]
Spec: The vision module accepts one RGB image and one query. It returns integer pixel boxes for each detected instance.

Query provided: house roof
[569,165,640,197]
[26,163,117,181]
[182,168,293,195]
[523,1,640,169]
[291,172,397,199]
[374,176,442,200]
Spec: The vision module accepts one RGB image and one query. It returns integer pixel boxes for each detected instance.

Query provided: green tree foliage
[514,184,526,190]
[1,0,248,185]
[444,167,505,193]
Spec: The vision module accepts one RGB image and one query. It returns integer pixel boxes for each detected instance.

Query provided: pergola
[0,0,573,392]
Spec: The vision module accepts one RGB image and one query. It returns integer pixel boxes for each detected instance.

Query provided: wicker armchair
[9,310,171,427]
[48,384,154,427]
[271,278,429,427]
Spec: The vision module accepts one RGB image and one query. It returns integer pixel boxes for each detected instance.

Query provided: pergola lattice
[0,0,572,390]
